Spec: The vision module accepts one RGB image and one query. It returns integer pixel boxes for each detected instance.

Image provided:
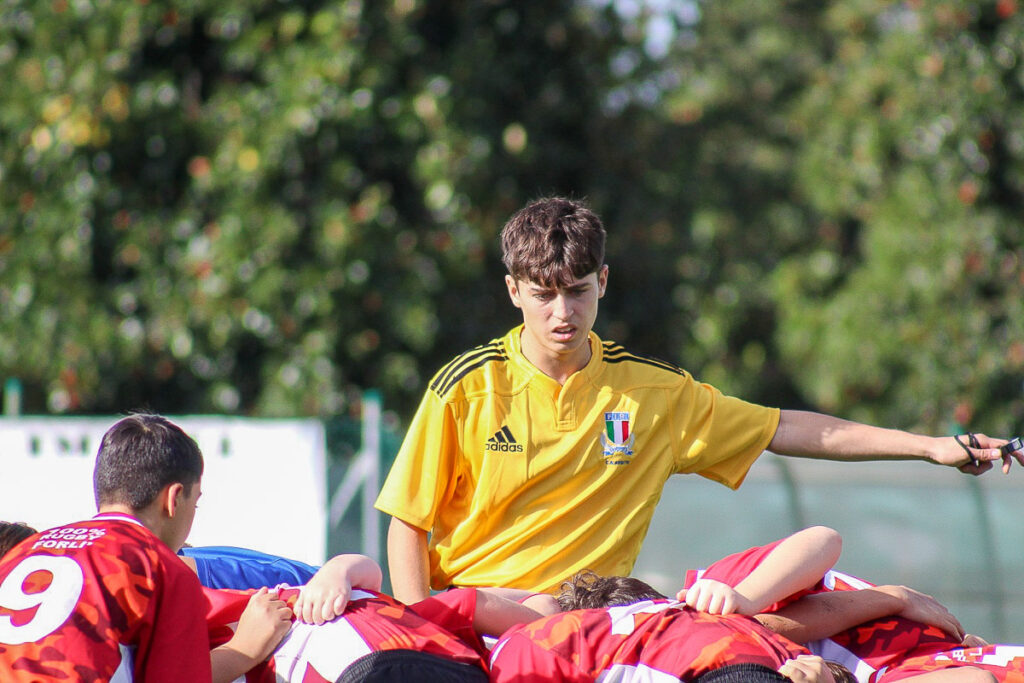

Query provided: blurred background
[2,0,1024,640]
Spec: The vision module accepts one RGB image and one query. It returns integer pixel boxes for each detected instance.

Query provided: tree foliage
[1,0,1021,436]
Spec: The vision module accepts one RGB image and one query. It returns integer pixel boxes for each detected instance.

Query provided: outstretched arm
[679,526,842,616]
[293,554,383,625]
[769,410,1017,474]
[387,517,431,604]
[754,584,965,644]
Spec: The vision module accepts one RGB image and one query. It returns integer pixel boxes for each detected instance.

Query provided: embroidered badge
[601,411,635,464]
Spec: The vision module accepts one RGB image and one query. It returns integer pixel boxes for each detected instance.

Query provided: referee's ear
[505,274,523,308]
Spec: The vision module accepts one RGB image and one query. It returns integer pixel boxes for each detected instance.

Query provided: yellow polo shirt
[374,325,779,593]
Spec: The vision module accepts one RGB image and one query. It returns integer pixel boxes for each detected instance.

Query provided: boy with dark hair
[377,196,1021,604]
[0,413,285,682]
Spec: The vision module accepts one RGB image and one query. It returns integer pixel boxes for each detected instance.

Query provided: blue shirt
[179,546,319,589]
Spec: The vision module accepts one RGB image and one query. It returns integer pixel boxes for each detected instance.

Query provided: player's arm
[387,517,431,604]
[472,589,545,637]
[479,586,561,616]
[211,587,292,683]
[679,526,842,616]
[754,584,965,644]
[293,554,383,625]
[769,410,1014,473]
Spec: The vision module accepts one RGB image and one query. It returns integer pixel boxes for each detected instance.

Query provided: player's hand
[233,587,292,663]
[998,436,1024,474]
[935,433,1012,474]
[779,655,836,683]
[963,633,989,647]
[294,575,352,625]
[877,585,964,641]
[677,578,751,615]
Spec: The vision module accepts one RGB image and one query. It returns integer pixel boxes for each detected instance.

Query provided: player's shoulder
[427,336,511,399]
[86,516,197,580]
[598,339,691,385]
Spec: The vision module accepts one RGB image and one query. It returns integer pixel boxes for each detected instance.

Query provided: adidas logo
[485,426,524,453]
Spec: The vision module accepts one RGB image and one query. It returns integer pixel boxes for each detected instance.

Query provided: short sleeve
[374,388,461,529]
[672,380,780,489]
[139,554,213,682]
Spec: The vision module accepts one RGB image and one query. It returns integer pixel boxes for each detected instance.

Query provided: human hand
[876,585,964,640]
[294,576,352,625]
[231,587,292,663]
[293,553,381,625]
[963,633,989,647]
[937,433,1017,474]
[676,578,752,615]
[999,436,1024,474]
[778,655,836,683]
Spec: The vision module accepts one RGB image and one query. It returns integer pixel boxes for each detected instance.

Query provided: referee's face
[506,265,608,375]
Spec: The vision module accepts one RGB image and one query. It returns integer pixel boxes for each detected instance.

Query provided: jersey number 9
[0,556,85,645]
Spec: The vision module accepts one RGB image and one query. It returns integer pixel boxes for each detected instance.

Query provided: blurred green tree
[1,0,1021,439]
[0,0,664,419]
[771,1,1024,434]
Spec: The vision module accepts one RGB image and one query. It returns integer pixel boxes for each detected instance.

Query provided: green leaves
[2,0,1021,435]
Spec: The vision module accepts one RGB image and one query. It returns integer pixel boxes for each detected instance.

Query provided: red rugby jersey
[0,513,211,682]
[490,599,808,683]
[204,586,488,681]
[876,644,1024,682]
[683,540,994,683]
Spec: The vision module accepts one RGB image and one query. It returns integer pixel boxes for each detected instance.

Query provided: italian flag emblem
[604,412,630,444]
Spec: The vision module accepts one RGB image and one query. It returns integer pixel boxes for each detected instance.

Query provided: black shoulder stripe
[603,347,686,376]
[428,344,503,397]
[602,341,625,355]
[430,342,503,394]
[431,351,507,397]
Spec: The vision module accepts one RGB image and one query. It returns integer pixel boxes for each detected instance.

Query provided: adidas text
[486,441,523,453]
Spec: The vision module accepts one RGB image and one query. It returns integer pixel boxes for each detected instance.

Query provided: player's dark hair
[693,663,790,683]
[557,570,667,611]
[93,414,204,510]
[825,661,857,683]
[0,521,37,559]
[337,650,487,683]
[501,197,606,288]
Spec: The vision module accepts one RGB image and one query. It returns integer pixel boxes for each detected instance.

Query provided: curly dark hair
[556,570,667,611]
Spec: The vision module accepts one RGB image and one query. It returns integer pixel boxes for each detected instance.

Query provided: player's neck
[520,333,592,385]
[98,502,176,549]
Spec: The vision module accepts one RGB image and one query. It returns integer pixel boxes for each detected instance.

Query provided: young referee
[375,196,1021,604]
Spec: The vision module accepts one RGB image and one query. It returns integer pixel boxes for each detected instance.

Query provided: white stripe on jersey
[807,638,876,683]
[272,613,373,681]
[596,662,688,683]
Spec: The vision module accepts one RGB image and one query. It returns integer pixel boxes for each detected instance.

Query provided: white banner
[0,416,327,566]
